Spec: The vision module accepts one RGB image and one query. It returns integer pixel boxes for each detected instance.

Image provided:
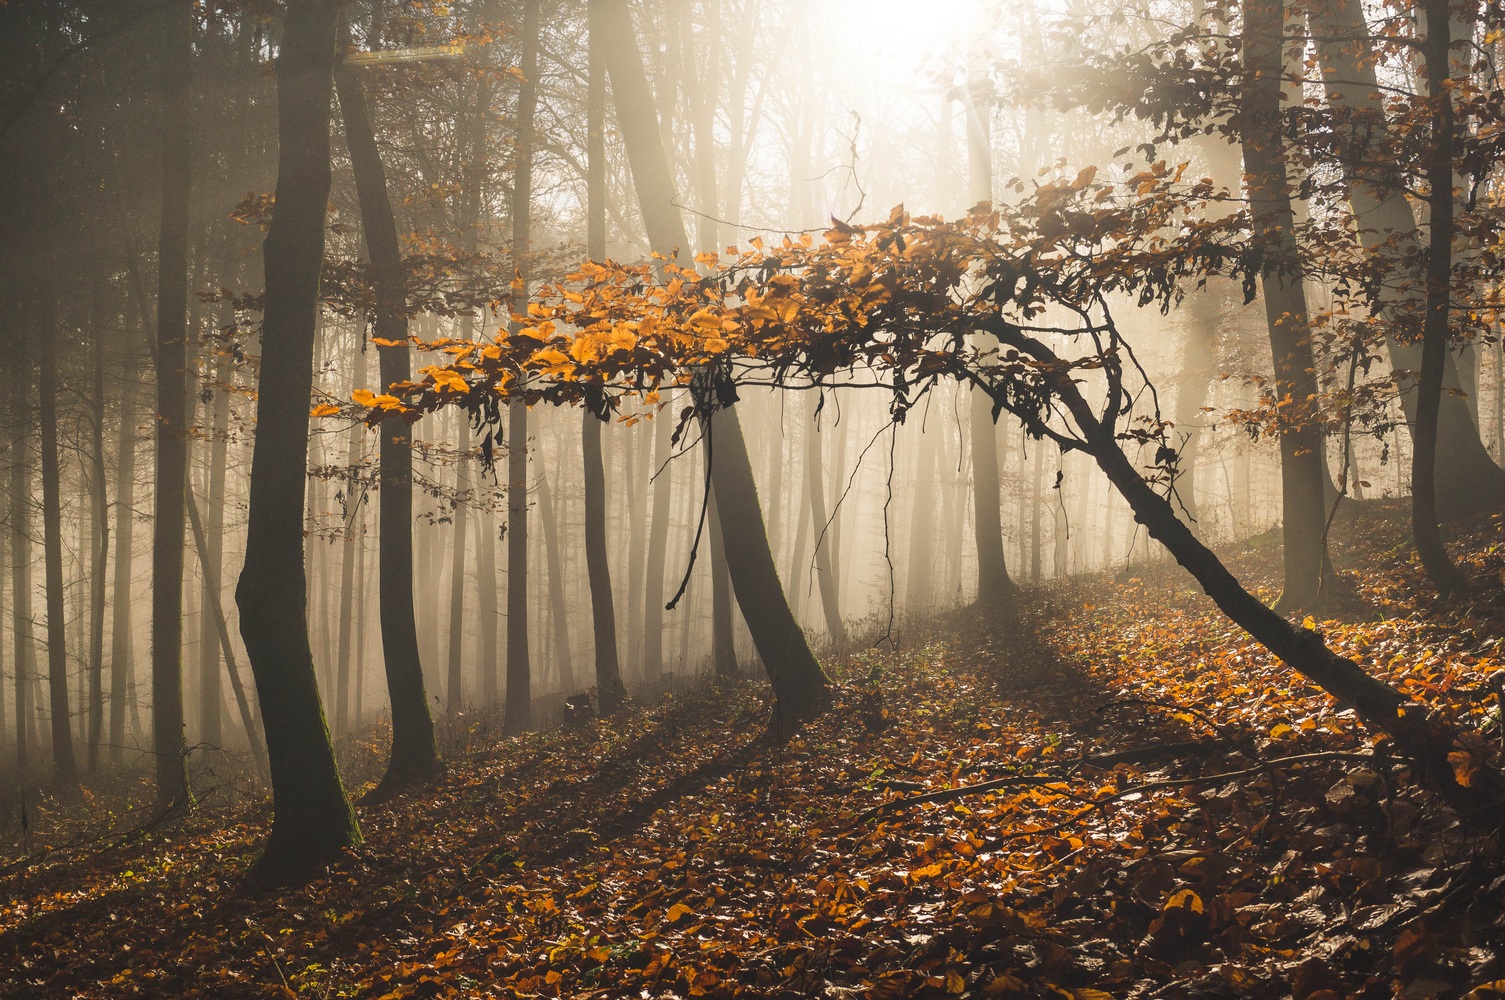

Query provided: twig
[867,750,1391,822]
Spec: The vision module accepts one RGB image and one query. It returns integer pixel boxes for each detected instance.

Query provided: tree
[593,0,830,735]
[149,0,192,809]
[334,33,441,791]
[1312,0,1505,515]
[1239,0,1332,612]
[504,0,541,737]
[1409,0,1470,594]
[236,1,360,880]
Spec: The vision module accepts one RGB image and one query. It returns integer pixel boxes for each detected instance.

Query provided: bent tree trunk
[598,0,828,732]
[236,2,360,880]
[706,400,831,735]
[1008,323,1504,812]
[335,47,440,788]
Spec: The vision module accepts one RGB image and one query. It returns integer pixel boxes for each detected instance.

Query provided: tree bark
[150,0,192,809]
[11,374,34,789]
[335,45,440,788]
[334,344,366,734]
[197,350,231,748]
[447,415,471,713]
[707,486,739,678]
[1411,0,1470,594]
[40,315,80,793]
[87,301,110,770]
[584,414,629,710]
[504,0,541,735]
[597,0,828,732]
[642,405,672,681]
[1241,0,1330,612]
[804,395,847,645]
[1022,325,1503,812]
[706,402,831,735]
[236,2,361,879]
[109,348,140,767]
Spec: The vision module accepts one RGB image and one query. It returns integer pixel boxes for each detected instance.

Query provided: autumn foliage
[5,504,1505,998]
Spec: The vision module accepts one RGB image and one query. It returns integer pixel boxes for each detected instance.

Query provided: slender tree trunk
[11,376,33,790]
[583,414,629,710]
[478,510,499,707]
[150,0,193,808]
[706,402,830,735]
[335,46,440,788]
[536,471,574,693]
[1028,330,1503,812]
[504,0,541,736]
[1411,0,1469,594]
[87,307,110,770]
[1242,0,1330,612]
[642,405,672,681]
[961,76,1014,607]
[707,484,738,678]
[109,351,139,766]
[197,352,230,748]
[906,426,937,614]
[187,496,270,784]
[447,415,470,713]
[39,301,79,794]
[804,395,847,645]
[236,2,360,879]
[334,346,366,734]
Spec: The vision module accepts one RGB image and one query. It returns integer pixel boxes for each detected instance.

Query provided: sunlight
[826,0,980,69]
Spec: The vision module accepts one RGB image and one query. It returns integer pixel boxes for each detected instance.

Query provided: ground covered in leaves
[4,502,1505,999]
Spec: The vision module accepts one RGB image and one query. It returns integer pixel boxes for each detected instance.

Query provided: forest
[4,0,1505,995]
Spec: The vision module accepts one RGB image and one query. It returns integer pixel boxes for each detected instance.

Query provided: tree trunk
[478,510,499,707]
[504,0,540,736]
[706,402,830,735]
[11,374,34,790]
[335,46,440,788]
[1027,331,1504,812]
[109,348,140,767]
[583,413,629,711]
[1411,0,1469,594]
[87,304,110,770]
[38,315,79,794]
[536,471,575,693]
[804,395,847,645]
[707,485,739,678]
[905,426,937,615]
[236,2,360,879]
[642,405,672,682]
[334,345,366,734]
[197,351,231,749]
[150,0,192,809]
[1241,0,1330,612]
[187,496,270,785]
[597,0,826,731]
[447,415,471,713]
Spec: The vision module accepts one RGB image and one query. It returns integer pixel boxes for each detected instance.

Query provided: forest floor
[4,501,1505,999]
